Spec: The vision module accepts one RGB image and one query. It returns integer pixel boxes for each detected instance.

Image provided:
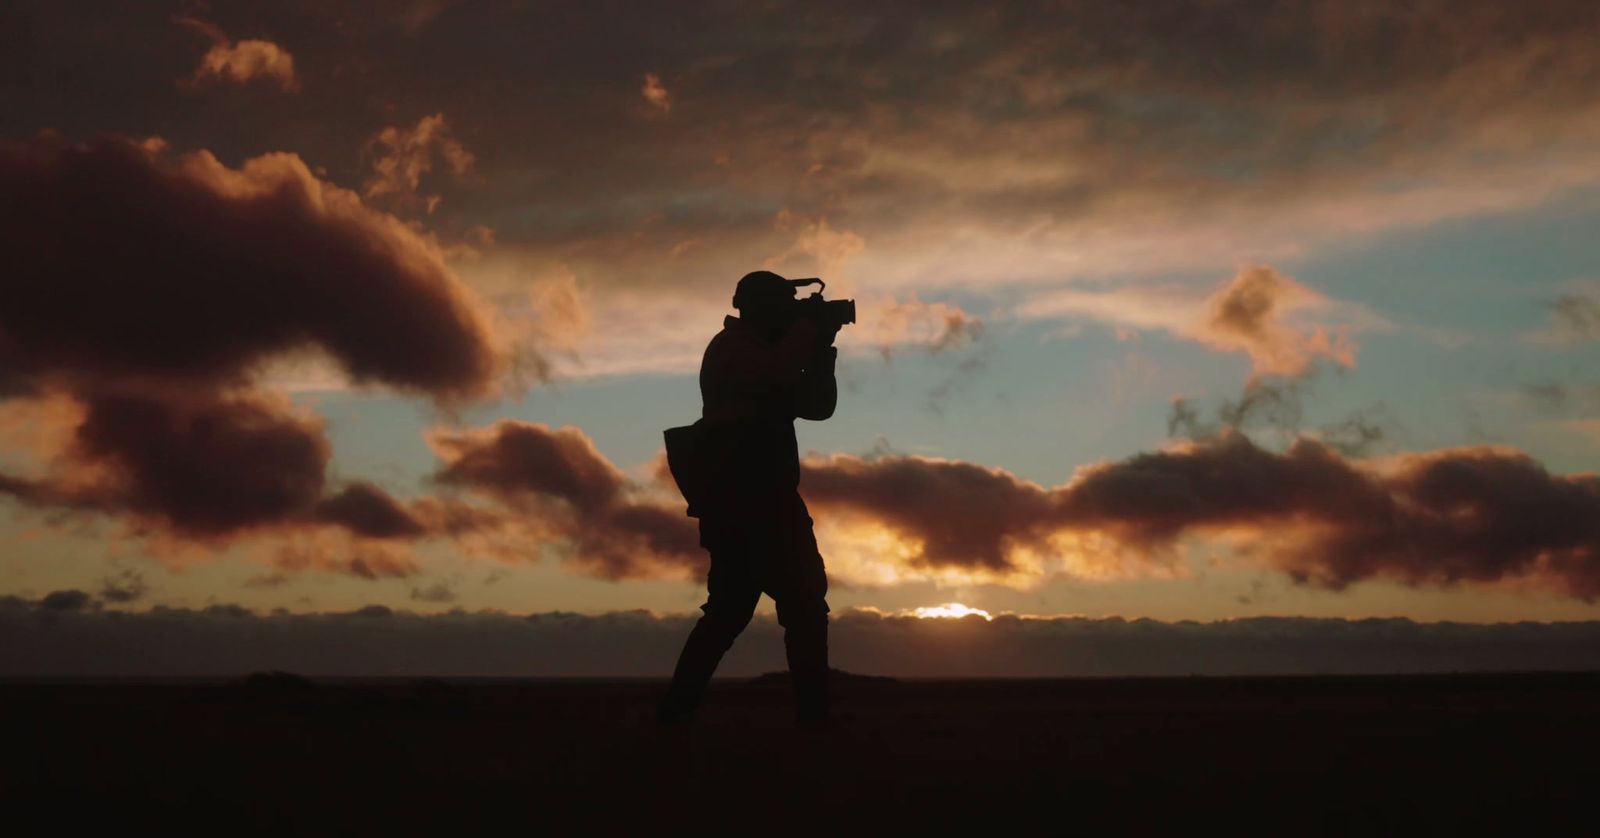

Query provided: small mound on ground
[746,668,897,685]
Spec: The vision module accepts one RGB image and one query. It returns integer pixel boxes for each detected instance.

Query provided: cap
[732,270,795,310]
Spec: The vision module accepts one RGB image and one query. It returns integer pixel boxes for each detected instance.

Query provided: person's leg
[778,605,829,722]
[771,499,831,722]
[658,530,762,724]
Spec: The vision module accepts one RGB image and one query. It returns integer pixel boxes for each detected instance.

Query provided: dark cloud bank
[0,133,503,572]
[428,420,701,578]
[8,595,1600,678]
[803,429,1600,598]
[380,415,1600,600]
[12,0,1596,295]
[0,133,497,397]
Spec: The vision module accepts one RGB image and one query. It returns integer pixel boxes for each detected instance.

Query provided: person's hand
[817,319,843,348]
[808,343,838,373]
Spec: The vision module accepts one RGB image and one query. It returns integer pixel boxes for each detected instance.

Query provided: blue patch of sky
[1283,184,1600,333]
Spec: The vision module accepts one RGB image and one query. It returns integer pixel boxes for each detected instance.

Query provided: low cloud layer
[8,597,1600,678]
[335,412,1600,599]
[801,431,1600,598]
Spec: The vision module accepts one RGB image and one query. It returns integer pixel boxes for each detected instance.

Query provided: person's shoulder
[706,317,757,352]
[701,320,739,370]
[703,324,733,355]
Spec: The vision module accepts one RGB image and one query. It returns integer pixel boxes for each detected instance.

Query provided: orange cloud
[641,73,671,113]
[1194,265,1358,378]
[364,113,476,213]
[174,17,299,92]
[1020,265,1366,377]
[862,295,984,356]
[764,215,865,282]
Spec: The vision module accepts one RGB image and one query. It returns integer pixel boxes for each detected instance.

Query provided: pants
[661,492,830,720]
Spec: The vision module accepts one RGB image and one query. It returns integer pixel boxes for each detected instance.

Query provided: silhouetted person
[658,270,842,724]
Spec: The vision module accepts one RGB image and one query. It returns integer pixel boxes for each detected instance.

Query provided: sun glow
[909,602,993,621]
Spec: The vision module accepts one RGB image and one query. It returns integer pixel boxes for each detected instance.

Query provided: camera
[786,277,856,331]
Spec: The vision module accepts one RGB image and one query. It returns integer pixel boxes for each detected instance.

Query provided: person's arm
[794,345,837,420]
[717,318,817,394]
[702,319,818,422]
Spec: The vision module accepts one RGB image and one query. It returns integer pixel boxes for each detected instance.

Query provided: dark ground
[5,671,1596,835]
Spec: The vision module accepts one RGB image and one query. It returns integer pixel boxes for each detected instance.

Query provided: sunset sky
[5,1,1600,674]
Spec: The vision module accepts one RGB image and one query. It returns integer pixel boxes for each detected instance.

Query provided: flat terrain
[5,672,1596,834]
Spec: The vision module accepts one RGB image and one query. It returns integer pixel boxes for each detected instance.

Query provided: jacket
[696,314,836,509]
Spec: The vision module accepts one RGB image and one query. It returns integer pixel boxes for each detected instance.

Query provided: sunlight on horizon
[908,602,994,621]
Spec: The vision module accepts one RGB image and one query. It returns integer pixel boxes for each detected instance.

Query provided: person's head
[732,270,796,334]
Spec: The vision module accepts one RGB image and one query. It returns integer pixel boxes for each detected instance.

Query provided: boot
[785,620,830,723]
[657,617,737,724]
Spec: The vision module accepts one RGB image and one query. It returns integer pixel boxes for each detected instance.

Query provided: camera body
[787,277,856,331]
[795,292,857,331]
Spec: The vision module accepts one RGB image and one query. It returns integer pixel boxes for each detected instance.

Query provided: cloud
[98,569,147,604]
[1165,373,1390,457]
[863,295,985,357]
[0,134,513,575]
[363,113,476,213]
[346,0,1600,315]
[801,453,1060,578]
[8,598,1600,677]
[37,590,92,612]
[764,216,865,282]
[174,16,299,92]
[16,1,1600,327]
[0,134,500,399]
[312,482,429,540]
[454,252,985,381]
[0,389,431,579]
[797,430,1600,598]
[1545,292,1600,343]
[1558,419,1600,447]
[0,390,328,537]
[386,405,1595,596]
[428,421,702,579]
[410,582,457,603]
[48,393,1555,599]
[1196,266,1357,377]
[270,538,421,580]
[1020,265,1364,377]
[1520,381,1574,413]
[463,267,596,385]
[641,73,671,113]
[522,270,593,352]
